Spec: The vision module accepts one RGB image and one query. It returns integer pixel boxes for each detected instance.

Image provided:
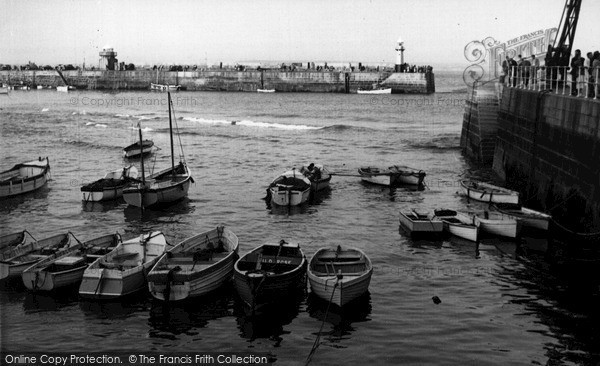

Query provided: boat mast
[138,124,146,186]
[168,92,175,177]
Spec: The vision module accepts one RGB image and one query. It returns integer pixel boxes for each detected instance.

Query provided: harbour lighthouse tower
[395,37,405,72]
[99,46,118,70]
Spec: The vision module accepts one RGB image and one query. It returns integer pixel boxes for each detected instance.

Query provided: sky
[1,0,598,68]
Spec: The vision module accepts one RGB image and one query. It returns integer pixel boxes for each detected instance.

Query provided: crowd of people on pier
[500,49,600,98]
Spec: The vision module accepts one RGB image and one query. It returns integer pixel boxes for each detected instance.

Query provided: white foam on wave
[85,122,94,126]
[136,115,160,120]
[95,124,107,128]
[183,117,320,130]
[42,108,49,112]
[183,117,231,125]
[115,113,130,118]
[237,119,320,130]
[129,126,154,132]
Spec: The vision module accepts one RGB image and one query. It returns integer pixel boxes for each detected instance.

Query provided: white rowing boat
[474,211,519,238]
[267,169,312,206]
[399,210,444,237]
[22,233,121,291]
[148,226,239,301]
[433,209,480,242]
[307,246,372,307]
[460,179,519,204]
[79,232,167,299]
[0,157,50,198]
[492,203,551,231]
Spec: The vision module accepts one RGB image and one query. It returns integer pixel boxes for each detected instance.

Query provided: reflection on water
[148,285,234,339]
[234,292,303,345]
[306,292,372,345]
[79,295,149,320]
[267,201,310,216]
[81,199,123,213]
[22,288,80,313]
[309,188,332,206]
[0,186,50,213]
[123,198,195,229]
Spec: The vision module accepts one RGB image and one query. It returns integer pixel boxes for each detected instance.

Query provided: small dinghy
[0,233,70,281]
[492,203,551,231]
[433,209,480,242]
[22,233,121,291]
[234,240,307,310]
[267,169,312,206]
[299,163,332,192]
[0,230,33,255]
[148,226,239,301]
[122,139,154,158]
[474,211,519,238]
[307,246,373,307]
[460,179,519,204]
[358,166,425,186]
[151,83,180,91]
[81,166,138,202]
[79,232,167,299]
[0,157,51,198]
[357,88,392,94]
[257,89,275,93]
[399,210,444,237]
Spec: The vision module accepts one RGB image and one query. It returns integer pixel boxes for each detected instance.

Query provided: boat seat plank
[112,252,138,261]
[55,256,84,266]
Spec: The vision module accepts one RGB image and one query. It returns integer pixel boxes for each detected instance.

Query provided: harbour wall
[460,84,500,164]
[0,70,435,93]
[492,88,600,231]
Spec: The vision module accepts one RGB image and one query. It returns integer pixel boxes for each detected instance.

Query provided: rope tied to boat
[305,275,341,366]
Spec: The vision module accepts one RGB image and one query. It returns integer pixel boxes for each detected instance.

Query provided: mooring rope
[305,277,340,366]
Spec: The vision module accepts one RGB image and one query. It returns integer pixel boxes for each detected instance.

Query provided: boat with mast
[123,92,193,208]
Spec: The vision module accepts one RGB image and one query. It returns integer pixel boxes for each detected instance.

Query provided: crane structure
[545,0,582,67]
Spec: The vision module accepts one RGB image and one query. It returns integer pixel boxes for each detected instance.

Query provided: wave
[65,140,116,150]
[115,113,130,118]
[128,126,154,132]
[408,135,461,151]
[41,108,49,112]
[183,117,321,130]
[320,124,372,132]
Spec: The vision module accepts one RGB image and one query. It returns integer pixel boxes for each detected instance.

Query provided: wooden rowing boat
[474,211,519,238]
[79,232,167,299]
[267,169,312,206]
[0,233,70,281]
[307,246,372,307]
[0,157,50,198]
[22,233,121,291]
[460,179,519,204]
[433,209,480,242]
[299,163,332,192]
[233,240,307,310]
[122,139,154,158]
[0,230,34,255]
[148,226,239,301]
[492,203,551,231]
[399,210,444,237]
[358,165,425,186]
[81,166,138,202]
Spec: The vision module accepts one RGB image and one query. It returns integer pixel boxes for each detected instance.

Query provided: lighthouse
[395,37,405,72]
[99,46,118,70]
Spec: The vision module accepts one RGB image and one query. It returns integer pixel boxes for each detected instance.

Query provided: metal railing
[505,65,599,99]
